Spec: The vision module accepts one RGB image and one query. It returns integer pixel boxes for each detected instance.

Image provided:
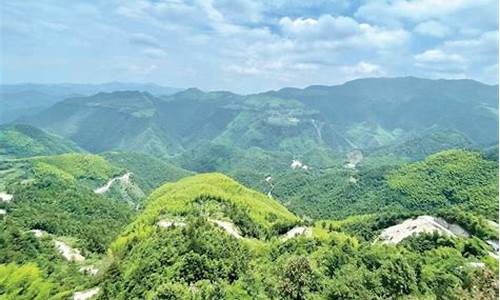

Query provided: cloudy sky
[1,0,498,93]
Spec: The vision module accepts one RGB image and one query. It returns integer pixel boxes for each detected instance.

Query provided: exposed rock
[94,172,131,194]
[291,160,309,170]
[378,215,469,244]
[73,287,100,300]
[0,209,6,215]
[486,240,499,252]
[79,265,99,276]
[282,226,312,241]
[157,220,186,228]
[54,240,85,262]
[0,192,13,203]
[30,229,47,238]
[210,219,242,239]
[344,150,363,169]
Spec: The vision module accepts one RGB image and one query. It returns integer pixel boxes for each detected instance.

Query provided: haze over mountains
[9,77,498,159]
[0,82,181,124]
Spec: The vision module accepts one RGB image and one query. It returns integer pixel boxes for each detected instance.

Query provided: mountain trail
[157,220,187,228]
[94,172,131,194]
[210,219,242,239]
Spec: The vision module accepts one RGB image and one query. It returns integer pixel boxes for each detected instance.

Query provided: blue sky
[1,0,498,93]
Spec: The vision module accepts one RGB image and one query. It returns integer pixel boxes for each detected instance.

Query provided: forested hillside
[23,77,498,158]
[0,77,498,299]
[0,124,82,158]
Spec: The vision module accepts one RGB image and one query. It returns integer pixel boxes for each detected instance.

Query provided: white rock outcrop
[378,215,469,244]
[73,287,100,300]
[54,240,85,262]
[282,226,312,241]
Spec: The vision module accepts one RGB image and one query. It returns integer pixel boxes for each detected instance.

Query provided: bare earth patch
[73,287,100,300]
[378,215,469,244]
[54,240,85,262]
[210,219,242,239]
[0,192,13,203]
[282,226,312,241]
[94,172,131,194]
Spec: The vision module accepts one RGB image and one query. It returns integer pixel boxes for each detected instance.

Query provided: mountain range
[0,76,498,299]
[0,82,181,124]
[16,77,498,160]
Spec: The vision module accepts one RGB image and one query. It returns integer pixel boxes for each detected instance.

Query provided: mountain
[0,124,82,158]
[101,151,193,194]
[270,149,498,221]
[0,154,136,253]
[265,77,498,148]
[0,82,181,124]
[23,77,498,160]
[97,173,497,299]
[0,158,498,299]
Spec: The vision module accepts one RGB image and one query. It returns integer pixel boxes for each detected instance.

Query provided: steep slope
[24,77,498,159]
[271,150,498,221]
[128,173,300,239]
[101,151,193,193]
[387,150,499,220]
[94,173,498,300]
[0,124,82,158]
[1,154,136,253]
[266,77,498,149]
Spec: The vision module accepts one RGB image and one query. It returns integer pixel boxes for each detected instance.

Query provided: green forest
[0,78,498,299]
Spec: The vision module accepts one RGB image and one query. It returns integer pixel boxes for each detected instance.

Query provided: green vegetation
[387,150,499,220]
[124,173,299,240]
[24,78,498,158]
[269,150,498,223]
[96,175,498,299]
[3,156,135,253]
[0,124,81,158]
[1,77,498,298]
[102,151,193,193]
[29,153,121,188]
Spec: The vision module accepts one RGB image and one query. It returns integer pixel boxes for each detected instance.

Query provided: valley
[0,77,498,299]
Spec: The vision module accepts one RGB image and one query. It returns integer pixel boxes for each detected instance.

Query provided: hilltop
[22,77,497,158]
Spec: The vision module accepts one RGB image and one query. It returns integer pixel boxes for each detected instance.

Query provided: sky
[1,0,498,93]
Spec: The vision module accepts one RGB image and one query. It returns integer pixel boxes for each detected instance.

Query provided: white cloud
[414,49,465,64]
[278,15,409,49]
[342,61,383,76]
[279,15,360,39]
[356,0,491,23]
[414,20,451,37]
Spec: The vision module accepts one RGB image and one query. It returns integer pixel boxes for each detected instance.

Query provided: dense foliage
[0,124,81,158]
[387,150,499,220]
[23,78,498,157]
[102,151,192,193]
